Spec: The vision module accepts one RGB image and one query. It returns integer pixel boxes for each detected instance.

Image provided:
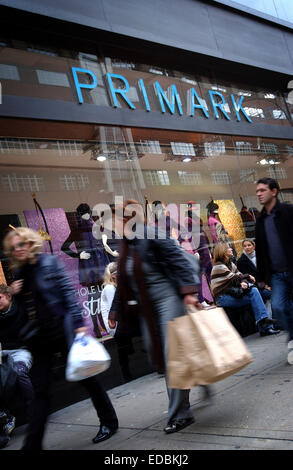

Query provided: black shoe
[164,417,195,434]
[260,328,281,337]
[92,425,117,444]
[260,318,278,328]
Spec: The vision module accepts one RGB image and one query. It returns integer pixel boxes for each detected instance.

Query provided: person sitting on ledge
[210,242,280,337]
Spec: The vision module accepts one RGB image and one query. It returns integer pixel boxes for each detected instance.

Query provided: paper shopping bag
[167,306,253,389]
[167,315,193,390]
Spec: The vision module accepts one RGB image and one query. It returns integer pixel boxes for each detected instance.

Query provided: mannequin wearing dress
[61,203,110,338]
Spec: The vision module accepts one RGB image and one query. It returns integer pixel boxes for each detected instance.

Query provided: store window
[0,120,292,340]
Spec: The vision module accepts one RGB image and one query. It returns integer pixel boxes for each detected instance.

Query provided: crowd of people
[0,177,292,450]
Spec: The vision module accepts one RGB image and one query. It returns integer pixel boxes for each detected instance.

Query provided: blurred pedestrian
[0,284,34,441]
[108,200,203,434]
[255,177,293,363]
[211,242,279,336]
[4,227,118,450]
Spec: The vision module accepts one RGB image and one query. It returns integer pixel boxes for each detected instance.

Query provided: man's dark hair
[256,177,280,195]
[0,284,11,296]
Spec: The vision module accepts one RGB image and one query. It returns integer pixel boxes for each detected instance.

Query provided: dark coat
[0,299,27,350]
[110,231,201,370]
[15,254,84,348]
[237,253,259,281]
[255,199,293,284]
[110,234,201,320]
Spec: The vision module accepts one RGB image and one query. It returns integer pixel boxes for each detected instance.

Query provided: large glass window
[0,119,292,345]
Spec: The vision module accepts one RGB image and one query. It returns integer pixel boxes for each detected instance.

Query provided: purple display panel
[23,208,98,336]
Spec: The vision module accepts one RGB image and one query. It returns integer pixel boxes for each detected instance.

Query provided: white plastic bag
[66,333,111,382]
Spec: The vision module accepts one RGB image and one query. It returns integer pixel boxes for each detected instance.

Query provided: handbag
[225,283,252,298]
[167,305,253,389]
[66,333,111,381]
[224,286,246,298]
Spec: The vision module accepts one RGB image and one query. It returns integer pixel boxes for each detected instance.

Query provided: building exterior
[0,0,292,402]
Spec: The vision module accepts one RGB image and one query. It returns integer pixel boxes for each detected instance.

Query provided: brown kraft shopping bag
[167,305,253,389]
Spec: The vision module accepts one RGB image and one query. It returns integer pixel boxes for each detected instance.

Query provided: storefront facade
[0,1,293,407]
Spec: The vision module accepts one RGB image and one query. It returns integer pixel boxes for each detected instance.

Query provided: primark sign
[71,67,253,122]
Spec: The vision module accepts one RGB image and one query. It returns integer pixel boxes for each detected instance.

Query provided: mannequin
[206,200,237,260]
[101,234,119,260]
[100,206,120,262]
[239,197,256,239]
[150,200,179,239]
[206,201,223,244]
[180,201,213,305]
[61,203,110,338]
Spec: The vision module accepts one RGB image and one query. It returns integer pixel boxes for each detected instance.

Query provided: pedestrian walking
[108,200,203,434]
[3,227,118,450]
[211,242,279,336]
[255,177,293,363]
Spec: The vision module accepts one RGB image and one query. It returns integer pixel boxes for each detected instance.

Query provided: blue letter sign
[208,90,231,120]
[106,73,135,109]
[71,67,252,124]
[187,88,209,118]
[72,67,98,104]
[154,82,183,115]
[230,94,252,122]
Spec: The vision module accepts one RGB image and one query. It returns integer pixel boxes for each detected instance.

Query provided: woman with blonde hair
[211,242,279,337]
[101,262,118,336]
[4,226,118,449]
[101,261,135,382]
[237,239,272,305]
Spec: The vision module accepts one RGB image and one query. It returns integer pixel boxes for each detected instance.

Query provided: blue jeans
[217,286,270,332]
[260,288,271,303]
[271,272,293,340]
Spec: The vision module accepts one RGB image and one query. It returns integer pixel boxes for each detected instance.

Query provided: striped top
[211,261,249,299]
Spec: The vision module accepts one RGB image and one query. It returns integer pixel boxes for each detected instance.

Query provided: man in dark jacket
[0,284,34,442]
[255,177,293,364]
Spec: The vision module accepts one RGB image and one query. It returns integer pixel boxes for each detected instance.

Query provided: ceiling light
[97,155,107,162]
[183,157,191,162]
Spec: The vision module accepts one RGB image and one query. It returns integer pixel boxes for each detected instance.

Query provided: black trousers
[14,361,34,421]
[22,337,118,450]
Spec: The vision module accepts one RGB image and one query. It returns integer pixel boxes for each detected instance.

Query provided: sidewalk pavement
[3,330,293,451]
